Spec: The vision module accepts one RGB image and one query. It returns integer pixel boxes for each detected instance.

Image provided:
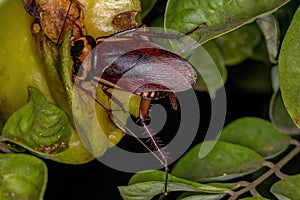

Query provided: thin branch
[250,188,259,196]
[275,170,286,180]
[229,142,300,200]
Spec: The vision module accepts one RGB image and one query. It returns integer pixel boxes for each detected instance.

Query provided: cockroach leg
[102,86,127,113]
[169,92,178,110]
[139,99,169,195]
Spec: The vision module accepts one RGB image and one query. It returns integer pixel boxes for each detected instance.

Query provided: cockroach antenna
[57,0,73,45]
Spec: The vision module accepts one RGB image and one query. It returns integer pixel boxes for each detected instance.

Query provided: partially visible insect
[71,28,197,196]
[23,0,198,195]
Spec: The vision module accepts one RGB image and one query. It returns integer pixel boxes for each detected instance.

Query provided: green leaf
[214,23,262,66]
[177,192,226,200]
[141,0,157,19]
[149,16,164,27]
[271,65,280,91]
[177,182,239,200]
[171,141,264,182]
[58,31,74,107]
[50,127,94,164]
[256,14,280,64]
[269,90,300,134]
[273,0,300,41]
[2,87,71,156]
[164,0,291,44]
[47,31,94,164]
[120,182,225,200]
[192,40,227,97]
[0,121,3,132]
[0,153,47,200]
[219,117,291,159]
[240,197,270,200]
[278,5,300,128]
[0,140,25,153]
[71,85,129,157]
[206,182,239,190]
[119,170,231,200]
[33,26,72,119]
[250,38,272,64]
[271,174,300,200]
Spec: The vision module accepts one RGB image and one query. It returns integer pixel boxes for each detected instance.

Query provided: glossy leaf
[241,197,270,200]
[58,30,74,107]
[269,90,300,134]
[119,170,231,200]
[120,182,227,200]
[177,192,226,200]
[0,153,47,200]
[271,65,280,91]
[164,0,291,44]
[44,31,95,163]
[149,16,164,27]
[0,121,3,132]
[214,23,262,66]
[189,41,226,97]
[0,140,25,153]
[171,141,264,182]
[251,38,272,64]
[177,182,239,200]
[271,174,300,200]
[50,127,94,164]
[2,87,71,156]
[33,26,74,119]
[278,5,300,128]
[72,85,119,157]
[219,117,291,158]
[72,83,143,157]
[140,0,157,19]
[256,14,280,64]
[273,0,300,40]
[206,182,238,190]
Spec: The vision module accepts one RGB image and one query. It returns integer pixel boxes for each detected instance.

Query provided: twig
[229,141,300,199]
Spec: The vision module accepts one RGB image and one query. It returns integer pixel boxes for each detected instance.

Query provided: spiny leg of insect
[140,98,169,195]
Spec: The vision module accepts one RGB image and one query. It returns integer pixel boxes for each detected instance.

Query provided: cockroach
[25,0,198,195]
[71,30,197,196]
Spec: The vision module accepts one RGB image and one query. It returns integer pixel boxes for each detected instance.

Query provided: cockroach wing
[101,48,197,94]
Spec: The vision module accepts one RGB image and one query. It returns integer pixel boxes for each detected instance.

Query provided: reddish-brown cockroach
[71,30,197,195]
[25,0,198,195]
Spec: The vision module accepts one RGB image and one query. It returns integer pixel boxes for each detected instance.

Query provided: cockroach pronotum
[23,0,198,195]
